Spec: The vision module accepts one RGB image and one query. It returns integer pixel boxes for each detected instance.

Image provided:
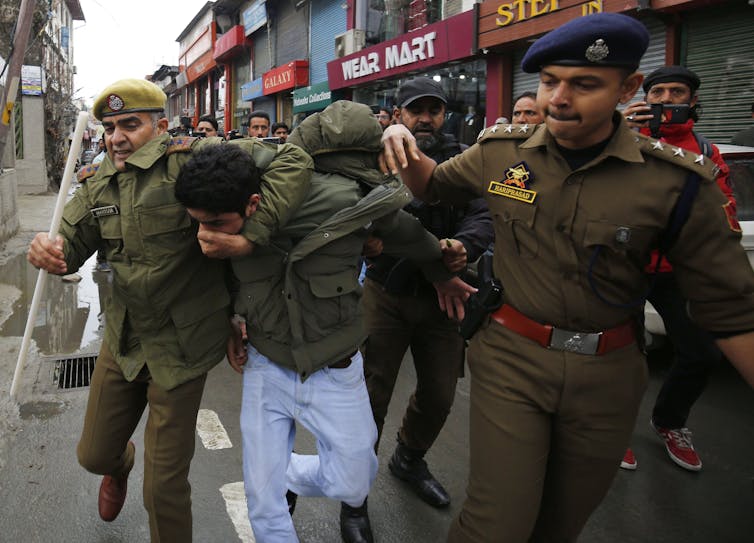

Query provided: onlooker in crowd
[362,78,493,511]
[248,110,271,138]
[375,107,392,130]
[731,102,754,146]
[622,65,733,472]
[27,78,313,542]
[195,114,219,137]
[92,138,106,164]
[174,101,469,543]
[511,91,544,124]
[271,121,290,141]
[380,13,754,542]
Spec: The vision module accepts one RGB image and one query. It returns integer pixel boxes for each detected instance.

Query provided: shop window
[366,0,442,45]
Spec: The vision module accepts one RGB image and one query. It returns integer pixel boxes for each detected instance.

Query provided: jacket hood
[288,100,387,188]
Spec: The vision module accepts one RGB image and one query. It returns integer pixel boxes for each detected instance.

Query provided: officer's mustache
[546,110,580,122]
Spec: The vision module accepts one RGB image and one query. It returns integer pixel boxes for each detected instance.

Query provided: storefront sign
[243,0,267,36]
[292,81,339,113]
[241,78,264,101]
[327,10,475,90]
[496,0,560,26]
[186,50,216,83]
[262,61,309,95]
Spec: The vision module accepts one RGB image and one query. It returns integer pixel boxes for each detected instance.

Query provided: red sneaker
[651,420,702,471]
[620,448,637,470]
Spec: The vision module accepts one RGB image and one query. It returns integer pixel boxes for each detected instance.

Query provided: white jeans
[241,345,378,543]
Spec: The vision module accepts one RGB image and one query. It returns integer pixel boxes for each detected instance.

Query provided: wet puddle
[0,253,112,355]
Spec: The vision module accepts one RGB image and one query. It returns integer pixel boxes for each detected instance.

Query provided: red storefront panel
[214,25,247,62]
[262,60,309,95]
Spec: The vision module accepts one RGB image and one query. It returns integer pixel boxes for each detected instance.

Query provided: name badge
[91,205,119,218]
[487,161,537,204]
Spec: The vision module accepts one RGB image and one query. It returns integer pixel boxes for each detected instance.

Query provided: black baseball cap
[396,78,448,108]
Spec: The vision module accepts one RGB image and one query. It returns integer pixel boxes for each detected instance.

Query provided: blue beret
[521,13,650,74]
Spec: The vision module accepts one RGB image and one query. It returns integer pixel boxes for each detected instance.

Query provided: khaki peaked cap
[93,78,166,120]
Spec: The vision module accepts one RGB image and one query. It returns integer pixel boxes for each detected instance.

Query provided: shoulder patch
[77,163,100,182]
[166,136,197,155]
[477,123,535,144]
[636,132,717,180]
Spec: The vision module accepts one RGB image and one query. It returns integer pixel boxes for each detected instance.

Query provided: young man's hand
[227,317,248,374]
[440,238,467,273]
[433,276,477,321]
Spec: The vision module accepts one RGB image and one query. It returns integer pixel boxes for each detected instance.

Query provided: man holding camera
[621,65,734,472]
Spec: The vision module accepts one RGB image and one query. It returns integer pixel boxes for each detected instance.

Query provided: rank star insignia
[518,124,529,133]
[504,125,513,133]
[694,154,705,165]
[585,38,609,62]
[107,94,124,112]
[673,147,685,157]
[490,124,499,133]
[477,128,486,140]
[652,140,664,151]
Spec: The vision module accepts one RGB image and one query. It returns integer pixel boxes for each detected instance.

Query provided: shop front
[180,20,220,129]
[326,9,484,146]
[214,23,251,133]
[241,78,265,134]
[477,0,669,122]
[262,60,309,127]
[292,81,346,126]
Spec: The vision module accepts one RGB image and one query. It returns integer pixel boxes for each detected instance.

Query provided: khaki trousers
[77,343,207,542]
[448,320,647,543]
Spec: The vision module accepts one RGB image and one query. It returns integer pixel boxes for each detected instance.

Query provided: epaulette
[77,163,100,182]
[476,123,536,144]
[166,136,197,155]
[636,132,718,180]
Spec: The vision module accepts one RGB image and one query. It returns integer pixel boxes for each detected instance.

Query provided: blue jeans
[241,346,378,543]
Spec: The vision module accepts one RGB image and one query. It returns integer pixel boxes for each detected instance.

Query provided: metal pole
[0,0,37,162]
[10,110,90,401]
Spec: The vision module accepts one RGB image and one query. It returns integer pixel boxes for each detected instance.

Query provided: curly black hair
[175,144,262,216]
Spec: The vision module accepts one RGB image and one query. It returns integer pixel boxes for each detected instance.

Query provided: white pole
[10,110,91,401]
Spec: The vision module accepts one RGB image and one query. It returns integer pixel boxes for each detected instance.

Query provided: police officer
[381,13,754,542]
[27,78,312,542]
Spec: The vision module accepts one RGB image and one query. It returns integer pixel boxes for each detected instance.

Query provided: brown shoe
[98,442,134,521]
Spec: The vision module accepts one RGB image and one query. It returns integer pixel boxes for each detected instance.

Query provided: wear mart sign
[327,10,475,90]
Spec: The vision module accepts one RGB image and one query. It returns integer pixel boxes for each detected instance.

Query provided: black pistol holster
[459,249,503,340]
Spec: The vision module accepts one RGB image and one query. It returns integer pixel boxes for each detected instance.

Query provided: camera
[260,136,282,144]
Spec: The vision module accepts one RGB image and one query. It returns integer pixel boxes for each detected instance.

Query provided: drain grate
[52,354,98,389]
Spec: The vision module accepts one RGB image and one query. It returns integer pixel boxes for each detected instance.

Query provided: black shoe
[340,500,374,543]
[286,490,298,516]
[388,442,450,508]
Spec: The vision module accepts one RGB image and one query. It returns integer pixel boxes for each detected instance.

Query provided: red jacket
[642,120,734,273]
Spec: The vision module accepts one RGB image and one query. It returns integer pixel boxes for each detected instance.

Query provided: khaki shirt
[62,135,313,389]
[430,117,754,333]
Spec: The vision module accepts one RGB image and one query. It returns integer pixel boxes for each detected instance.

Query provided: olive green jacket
[233,172,443,379]
[61,134,313,389]
[234,100,447,379]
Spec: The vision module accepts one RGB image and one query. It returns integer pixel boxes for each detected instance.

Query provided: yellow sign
[2,101,13,125]
[495,0,603,27]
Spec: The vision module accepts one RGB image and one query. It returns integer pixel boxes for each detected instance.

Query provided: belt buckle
[549,328,601,355]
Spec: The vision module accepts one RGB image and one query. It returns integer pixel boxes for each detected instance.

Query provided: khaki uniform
[428,117,754,542]
[66,134,312,541]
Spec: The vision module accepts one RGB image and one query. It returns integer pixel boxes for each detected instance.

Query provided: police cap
[521,13,650,74]
[93,78,167,120]
[396,78,448,108]
[642,65,701,94]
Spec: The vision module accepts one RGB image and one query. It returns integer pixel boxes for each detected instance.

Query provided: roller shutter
[310,0,347,84]
[276,1,308,63]
[684,4,754,143]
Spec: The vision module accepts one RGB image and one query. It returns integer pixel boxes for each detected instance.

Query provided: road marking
[220,481,255,542]
[196,409,233,450]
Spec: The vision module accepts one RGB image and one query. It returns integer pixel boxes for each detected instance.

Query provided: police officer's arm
[239,142,314,248]
[717,333,754,389]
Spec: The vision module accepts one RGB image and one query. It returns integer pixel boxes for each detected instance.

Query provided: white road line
[220,481,255,543]
[196,408,233,450]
